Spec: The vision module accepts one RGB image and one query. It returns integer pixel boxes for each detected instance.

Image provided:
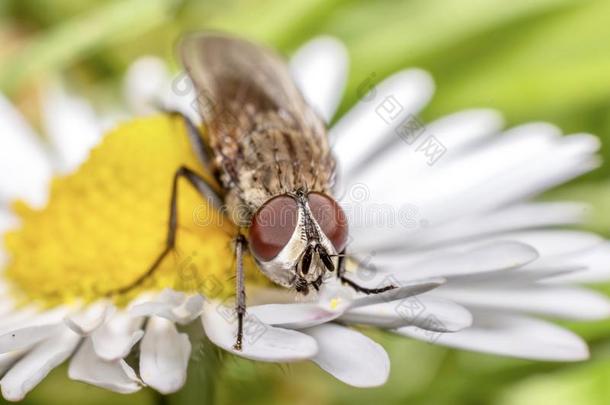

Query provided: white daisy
[0,35,609,402]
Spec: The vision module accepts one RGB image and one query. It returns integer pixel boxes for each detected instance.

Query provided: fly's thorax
[212,109,335,211]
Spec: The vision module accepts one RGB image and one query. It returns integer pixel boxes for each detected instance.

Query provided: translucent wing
[180,33,325,137]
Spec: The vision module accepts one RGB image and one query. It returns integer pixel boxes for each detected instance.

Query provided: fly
[111,33,396,350]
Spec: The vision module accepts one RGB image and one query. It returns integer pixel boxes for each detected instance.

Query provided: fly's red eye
[249,195,298,261]
[308,192,348,252]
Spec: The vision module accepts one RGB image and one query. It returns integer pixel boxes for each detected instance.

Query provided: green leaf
[497,353,610,405]
[426,0,610,121]
[203,0,343,50]
[0,0,180,94]
[332,0,579,108]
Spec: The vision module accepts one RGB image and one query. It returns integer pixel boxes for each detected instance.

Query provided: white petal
[428,109,504,153]
[0,94,53,208]
[64,301,112,336]
[42,83,102,173]
[0,351,23,376]
[359,122,556,211]
[0,324,64,354]
[375,241,538,281]
[123,56,171,116]
[0,307,71,353]
[1,329,80,401]
[394,202,588,251]
[68,338,142,394]
[140,316,191,394]
[347,277,445,308]
[91,310,144,361]
[545,243,610,283]
[348,109,504,206]
[419,122,560,214]
[124,57,202,125]
[0,307,41,330]
[331,69,434,177]
[249,302,345,329]
[396,310,588,361]
[498,230,603,259]
[341,295,472,331]
[441,262,583,285]
[434,285,610,320]
[353,126,597,235]
[129,289,204,325]
[0,299,10,319]
[161,73,201,125]
[201,302,317,362]
[304,324,389,387]
[315,276,444,311]
[436,133,600,220]
[290,36,348,122]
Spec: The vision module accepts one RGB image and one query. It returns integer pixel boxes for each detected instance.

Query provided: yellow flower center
[3,115,269,307]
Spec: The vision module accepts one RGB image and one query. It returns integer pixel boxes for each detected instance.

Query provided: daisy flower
[1,35,609,401]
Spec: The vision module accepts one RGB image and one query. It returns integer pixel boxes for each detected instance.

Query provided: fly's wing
[180,33,325,138]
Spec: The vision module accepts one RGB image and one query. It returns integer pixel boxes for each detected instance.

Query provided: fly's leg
[163,109,214,170]
[337,250,396,294]
[311,274,324,291]
[108,165,222,296]
[233,234,247,351]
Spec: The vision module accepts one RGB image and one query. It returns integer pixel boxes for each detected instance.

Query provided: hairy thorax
[208,105,335,227]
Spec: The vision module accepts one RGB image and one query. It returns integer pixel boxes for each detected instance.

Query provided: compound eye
[307,192,348,253]
[249,195,298,261]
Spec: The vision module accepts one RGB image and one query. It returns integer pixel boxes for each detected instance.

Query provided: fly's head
[248,190,348,295]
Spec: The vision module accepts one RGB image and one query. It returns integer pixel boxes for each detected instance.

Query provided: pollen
[3,115,269,307]
[329,297,342,310]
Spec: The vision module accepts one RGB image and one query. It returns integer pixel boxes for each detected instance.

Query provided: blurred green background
[1,0,610,404]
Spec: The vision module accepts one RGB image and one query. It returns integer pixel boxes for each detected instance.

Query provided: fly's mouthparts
[312,274,324,291]
[301,245,313,275]
[317,245,335,272]
[299,242,335,277]
[295,277,309,295]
